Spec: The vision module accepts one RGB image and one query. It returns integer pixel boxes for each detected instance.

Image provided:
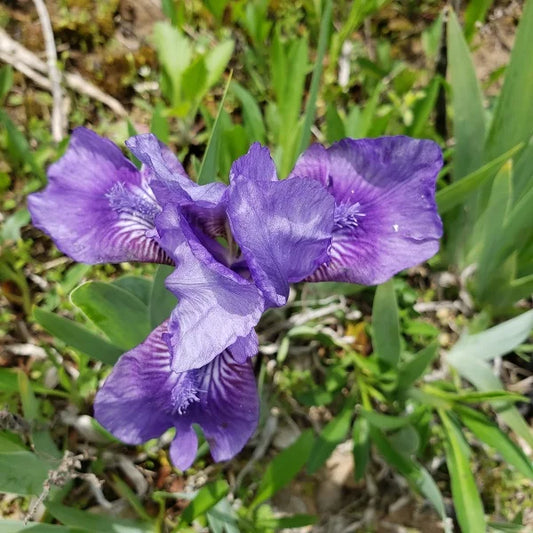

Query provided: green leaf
[153,22,192,105]
[33,308,123,365]
[0,520,71,532]
[408,75,441,138]
[455,405,533,478]
[464,0,494,41]
[361,410,416,430]
[439,410,486,532]
[447,9,486,179]
[205,497,239,533]
[17,372,38,423]
[46,502,152,532]
[252,429,314,507]
[0,435,48,495]
[149,265,177,329]
[448,309,533,363]
[255,514,317,530]
[0,65,14,103]
[0,110,43,180]
[352,417,370,481]
[0,368,20,393]
[71,281,151,350]
[150,102,170,144]
[447,311,533,448]
[397,343,439,390]
[369,427,449,527]
[112,276,152,307]
[205,40,234,87]
[198,72,232,185]
[231,81,266,144]
[372,280,401,366]
[436,143,524,214]
[177,480,229,527]
[297,0,332,155]
[307,403,353,474]
[485,0,533,161]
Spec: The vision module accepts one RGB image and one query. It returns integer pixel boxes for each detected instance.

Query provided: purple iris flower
[28,127,442,469]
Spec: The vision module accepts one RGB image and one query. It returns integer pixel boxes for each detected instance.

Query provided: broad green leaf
[198,72,232,184]
[485,0,533,160]
[370,427,448,527]
[177,480,229,527]
[439,411,485,532]
[205,40,234,87]
[397,343,439,390]
[0,436,48,495]
[1,209,30,243]
[0,368,19,393]
[372,280,401,366]
[33,308,123,365]
[71,281,151,350]
[231,81,266,144]
[297,0,332,155]
[149,265,178,329]
[206,497,239,533]
[153,22,192,106]
[447,309,533,363]
[447,9,486,179]
[447,311,533,447]
[252,429,314,507]
[182,57,208,104]
[352,417,370,481]
[475,160,514,298]
[46,502,152,533]
[361,410,416,430]
[0,521,70,532]
[455,405,533,478]
[112,276,153,307]
[307,402,353,474]
[436,143,524,214]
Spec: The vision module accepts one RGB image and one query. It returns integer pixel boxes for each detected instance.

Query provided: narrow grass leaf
[252,429,314,508]
[177,480,229,526]
[397,343,439,390]
[372,280,401,366]
[17,372,38,423]
[485,0,533,160]
[352,417,370,481]
[447,9,486,179]
[436,143,523,214]
[198,72,232,184]
[297,0,332,155]
[370,427,448,526]
[307,402,353,474]
[33,308,123,365]
[71,281,151,350]
[455,405,533,478]
[439,410,485,532]
[231,81,266,144]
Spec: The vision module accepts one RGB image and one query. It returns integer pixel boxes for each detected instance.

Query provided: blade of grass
[198,72,232,185]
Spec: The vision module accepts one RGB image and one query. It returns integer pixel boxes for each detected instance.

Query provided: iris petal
[157,204,264,372]
[94,321,259,471]
[127,133,227,238]
[227,145,335,307]
[28,127,168,264]
[291,136,443,284]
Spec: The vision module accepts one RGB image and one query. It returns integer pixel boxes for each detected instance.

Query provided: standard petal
[294,137,443,284]
[227,176,335,307]
[28,127,168,264]
[94,322,259,471]
[229,142,277,183]
[157,204,264,372]
[229,330,259,364]
[127,133,227,237]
